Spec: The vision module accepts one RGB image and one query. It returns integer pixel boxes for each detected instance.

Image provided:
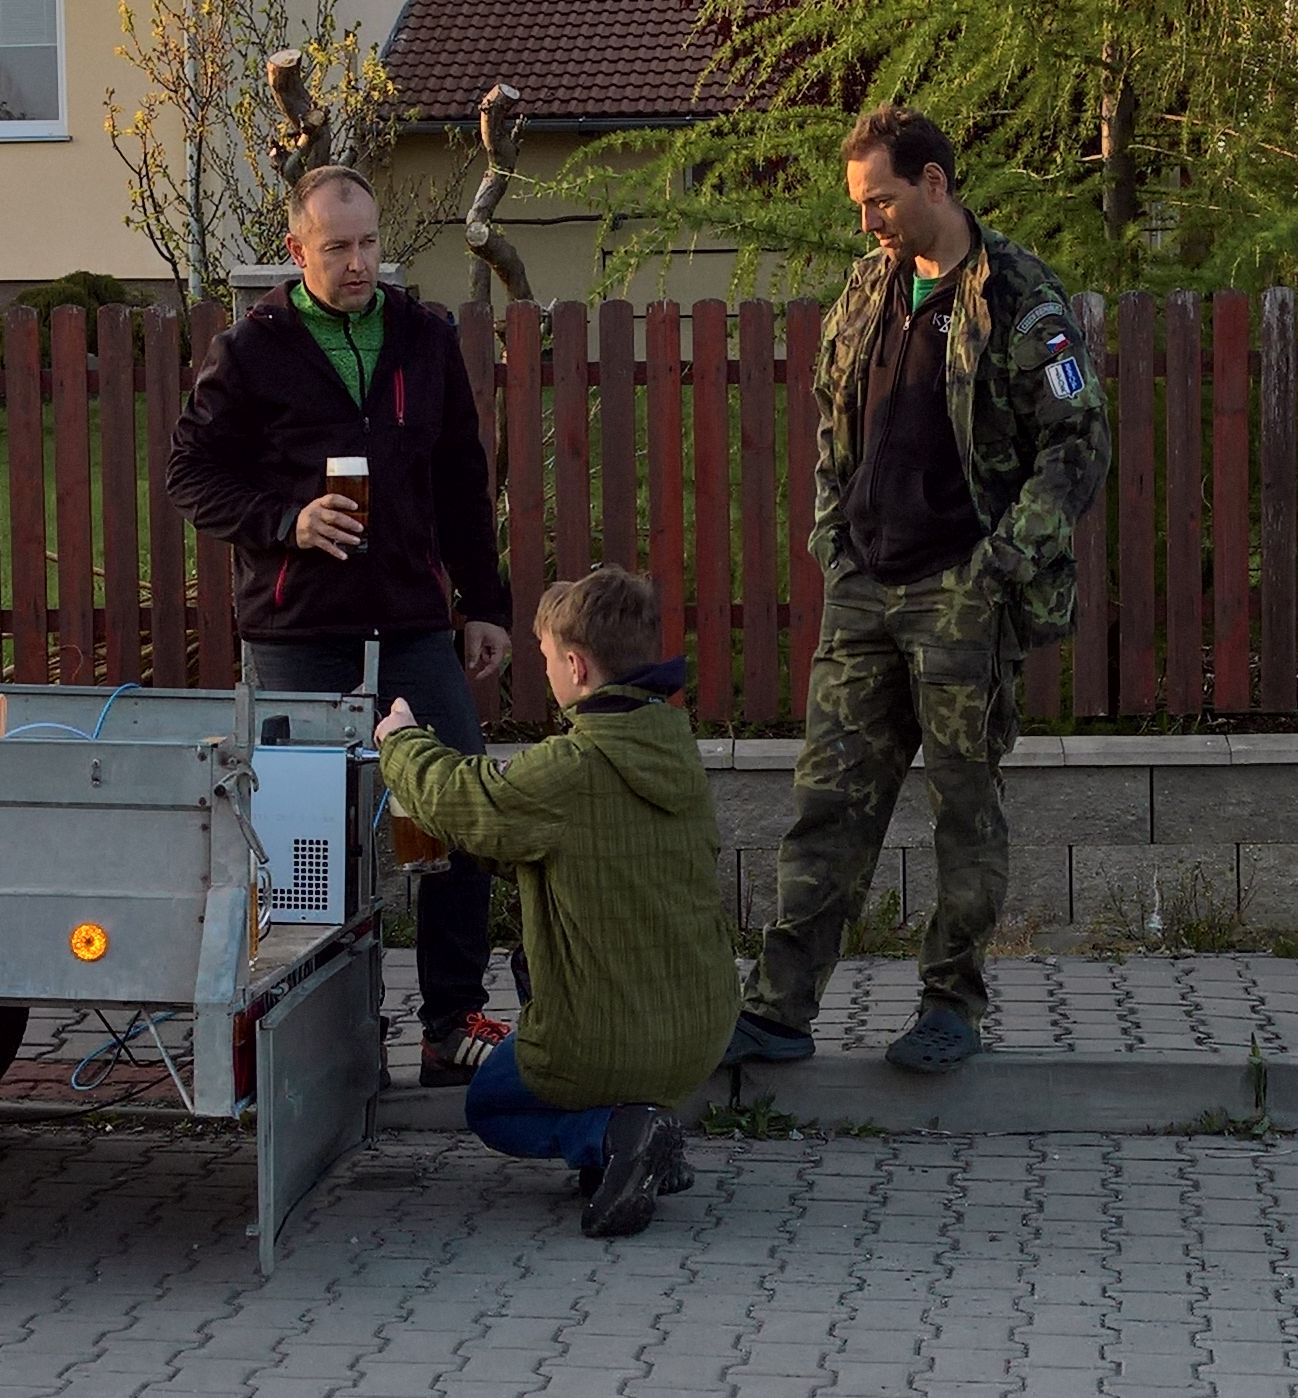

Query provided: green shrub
[5,270,146,360]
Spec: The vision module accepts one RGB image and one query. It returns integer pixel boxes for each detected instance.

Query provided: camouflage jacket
[811,216,1111,645]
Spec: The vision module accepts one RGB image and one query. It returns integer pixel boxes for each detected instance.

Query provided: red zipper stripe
[395,366,406,426]
[274,558,289,608]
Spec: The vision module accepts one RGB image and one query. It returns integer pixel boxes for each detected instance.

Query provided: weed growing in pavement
[703,1094,887,1141]
[835,1119,889,1138]
[1081,860,1272,955]
[1162,1037,1279,1138]
[1168,1108,1276,1139]
[841,889,909,956]
[383,909,416,950]
[730,917,764,960]
[702,1094,806,1139]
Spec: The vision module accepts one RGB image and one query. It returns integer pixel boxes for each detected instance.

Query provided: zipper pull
[903,314,912,332]
[363,415,370,434]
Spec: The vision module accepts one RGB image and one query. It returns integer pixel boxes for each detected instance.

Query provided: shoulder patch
[1045,356,1085,399]
[1016,301,1066,335]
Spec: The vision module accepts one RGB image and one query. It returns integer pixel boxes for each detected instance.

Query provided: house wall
[1,1,404,301]
[390,128,777,314]
[0,2,176,293]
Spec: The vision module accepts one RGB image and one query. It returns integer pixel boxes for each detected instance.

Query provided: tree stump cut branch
[466,82,533,303]
[267,48,334,184]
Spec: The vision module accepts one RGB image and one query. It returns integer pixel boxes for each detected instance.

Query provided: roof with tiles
[384,0,739,124]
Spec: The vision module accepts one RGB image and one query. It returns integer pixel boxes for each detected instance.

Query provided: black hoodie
[167,281,510,641]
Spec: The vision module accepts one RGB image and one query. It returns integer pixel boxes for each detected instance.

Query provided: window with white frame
[0,0,65,139]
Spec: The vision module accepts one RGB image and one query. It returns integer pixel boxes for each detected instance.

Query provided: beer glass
[325,455,369,553]
[388,792,451,874]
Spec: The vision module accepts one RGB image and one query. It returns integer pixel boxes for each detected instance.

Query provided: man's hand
[375,697,418,746]
[464,620,511,679]
[295,493,364,560]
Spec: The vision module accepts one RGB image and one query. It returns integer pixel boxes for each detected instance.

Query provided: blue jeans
[248,629,490,1034]
[465,1036,612,1169]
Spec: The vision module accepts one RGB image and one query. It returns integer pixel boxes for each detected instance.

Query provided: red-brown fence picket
[1118,292,1157,714]
[144,306,187,689]
[4,306,48,683]
[51,306,94,685]
[5,289,1298,728]
[1213,290,1253,714]
[739,300,779,723]
[598,300,638,574]
[692,299,732,723]
[98,303,143,685]
[647,300,685,686]
[1261,287,1297,711]
[1164,290,1203,715]
[504,300,546,722]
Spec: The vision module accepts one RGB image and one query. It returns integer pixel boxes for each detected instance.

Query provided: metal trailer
[0,679,384,1274]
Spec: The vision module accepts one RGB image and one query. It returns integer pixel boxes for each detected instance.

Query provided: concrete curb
[374,1049,1296,1136]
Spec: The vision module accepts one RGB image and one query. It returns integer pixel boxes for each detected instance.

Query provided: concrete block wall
[696,735,1298,932]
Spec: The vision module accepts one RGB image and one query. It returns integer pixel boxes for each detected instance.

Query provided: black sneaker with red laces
[419,1011,511,1087]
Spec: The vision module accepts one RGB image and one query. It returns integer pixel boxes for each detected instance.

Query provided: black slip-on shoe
[720,1012,815,1067]
[885,1007,981,1074]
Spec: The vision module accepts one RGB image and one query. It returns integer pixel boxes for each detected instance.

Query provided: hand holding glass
[324,456,369,553]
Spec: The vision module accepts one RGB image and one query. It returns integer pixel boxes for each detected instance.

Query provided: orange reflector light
[70,922,109,961]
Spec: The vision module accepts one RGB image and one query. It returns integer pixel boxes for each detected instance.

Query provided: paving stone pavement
[3,1122,1298,1397]
[10,951,1298,1130]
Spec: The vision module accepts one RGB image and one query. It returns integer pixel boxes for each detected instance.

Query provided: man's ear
[566,647,589,688]
[922,161,949,200]
[286,231,305,268]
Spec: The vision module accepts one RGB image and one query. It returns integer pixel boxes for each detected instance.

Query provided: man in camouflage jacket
[725,104,1110,1074]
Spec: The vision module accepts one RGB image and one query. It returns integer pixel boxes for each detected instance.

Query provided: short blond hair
[534,567,660,678]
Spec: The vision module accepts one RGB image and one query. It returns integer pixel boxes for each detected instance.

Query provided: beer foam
[326,456,369,476]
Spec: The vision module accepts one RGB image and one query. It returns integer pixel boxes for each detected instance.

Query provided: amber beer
[388,792,450,874]
[325,455,369,553]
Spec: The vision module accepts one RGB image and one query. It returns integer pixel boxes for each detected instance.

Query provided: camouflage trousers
[742,551,1022,1031]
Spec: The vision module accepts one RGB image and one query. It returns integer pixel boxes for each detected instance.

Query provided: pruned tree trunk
[466,82,533,302]
[1101,39,1138,241]
[267,48,333,184]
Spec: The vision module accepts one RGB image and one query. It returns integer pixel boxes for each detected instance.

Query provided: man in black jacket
[168,166,513,1086]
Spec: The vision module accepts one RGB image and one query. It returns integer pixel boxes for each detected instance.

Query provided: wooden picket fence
[1,289,1296,724]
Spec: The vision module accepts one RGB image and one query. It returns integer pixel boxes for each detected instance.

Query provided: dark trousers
[248,630,490,1035]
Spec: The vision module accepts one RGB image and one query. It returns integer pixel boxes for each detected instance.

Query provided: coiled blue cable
[71,1010,177,1090]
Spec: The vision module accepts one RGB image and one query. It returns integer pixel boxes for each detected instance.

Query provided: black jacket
[167,281,510,641]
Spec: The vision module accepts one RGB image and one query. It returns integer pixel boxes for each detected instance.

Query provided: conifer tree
[550,0,1298,295]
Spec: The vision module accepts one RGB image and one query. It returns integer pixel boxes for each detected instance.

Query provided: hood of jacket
[566,657,700,814]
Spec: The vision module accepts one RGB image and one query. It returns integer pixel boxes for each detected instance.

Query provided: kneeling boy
[375,567,738,1237]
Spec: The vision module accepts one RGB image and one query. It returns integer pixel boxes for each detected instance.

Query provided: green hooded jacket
[813,215,1111,645]
[379,693,739,1111]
